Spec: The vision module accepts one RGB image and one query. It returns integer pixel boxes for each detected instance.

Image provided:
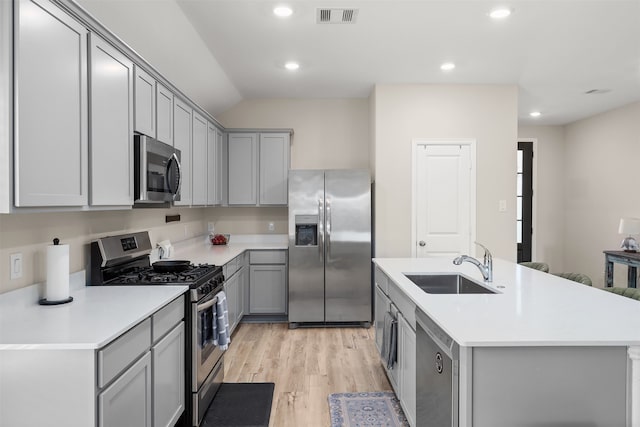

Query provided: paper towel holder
[38,238,74,306]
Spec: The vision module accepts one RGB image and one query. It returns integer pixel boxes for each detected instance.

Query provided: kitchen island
[374,257,640,427]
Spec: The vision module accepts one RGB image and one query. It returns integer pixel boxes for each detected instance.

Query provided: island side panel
[629,347,640,426]
[0,349,95,426]
[471,346,627,426]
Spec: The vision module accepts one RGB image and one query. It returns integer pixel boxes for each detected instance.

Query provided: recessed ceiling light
[530,111,541,117]
[273,6,293,18]
[489,8,512,19]
[284,61,300,71]
[440,62,456,71]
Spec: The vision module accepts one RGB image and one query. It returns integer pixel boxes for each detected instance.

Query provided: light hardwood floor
[223,323,392,427]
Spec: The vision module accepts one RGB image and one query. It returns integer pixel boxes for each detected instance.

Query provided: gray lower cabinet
[374,267,415,427]
[152,323,185,427]
[374,284,389,355]
[225,271,240,333]
[98,352,152,427]
[398,313,416,427]
[97,295,185,427]
[224,253,247,334]
[15,0,88,207]
[89,34,134,206]
[249,250,287,314]
[249,265,287,314]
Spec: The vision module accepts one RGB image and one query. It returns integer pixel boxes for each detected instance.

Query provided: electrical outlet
[208,222,215,232]
[268,222,275,232]
[10,253,22,280]
[499,200,507,212]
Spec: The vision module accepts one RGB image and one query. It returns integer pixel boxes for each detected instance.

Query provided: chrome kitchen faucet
[453,242,493,282]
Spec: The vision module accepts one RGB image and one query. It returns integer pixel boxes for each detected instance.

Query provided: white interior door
[413,141,475,257]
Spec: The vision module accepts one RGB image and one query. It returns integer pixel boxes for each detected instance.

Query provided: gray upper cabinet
[259,133,289,205]
[206,122,217,206]
[173,98,192,206]
[133,66,155,137]
[15,0,88,207]
[156,83,173,145]
[228,133,258,205]
[207,127,225,206]
[89,34,134,206]
[228,132,290,206]
[217,130,227,205]
[191,111,208,206]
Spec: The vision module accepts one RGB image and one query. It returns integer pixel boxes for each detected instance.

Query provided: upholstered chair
[518,262,550,273]
[551,272,593,286]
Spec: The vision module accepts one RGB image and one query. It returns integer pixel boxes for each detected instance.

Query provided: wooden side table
[604,250,640,288]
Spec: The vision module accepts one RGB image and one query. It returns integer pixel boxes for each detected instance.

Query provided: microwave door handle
[166,153,182,199]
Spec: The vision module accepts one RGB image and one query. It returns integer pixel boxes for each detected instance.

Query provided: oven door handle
[196,296,218,312]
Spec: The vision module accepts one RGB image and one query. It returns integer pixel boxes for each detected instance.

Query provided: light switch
[10,253,22,280]
[499,200,507,212]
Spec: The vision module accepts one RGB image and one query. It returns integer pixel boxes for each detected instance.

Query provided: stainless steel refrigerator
[288,169,371,326]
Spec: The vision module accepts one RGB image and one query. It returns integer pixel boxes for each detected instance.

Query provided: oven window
[199,306,215,362]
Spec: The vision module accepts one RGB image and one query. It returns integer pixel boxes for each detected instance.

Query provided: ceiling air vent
[317,8,359,24]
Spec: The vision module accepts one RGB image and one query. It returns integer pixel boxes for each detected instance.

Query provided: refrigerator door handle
[318,198,324,263]
[326,200,331,260]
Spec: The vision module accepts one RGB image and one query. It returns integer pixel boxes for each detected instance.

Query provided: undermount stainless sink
[404,273,497,294]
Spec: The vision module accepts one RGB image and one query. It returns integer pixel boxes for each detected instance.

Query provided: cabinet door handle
[419,241,426,247]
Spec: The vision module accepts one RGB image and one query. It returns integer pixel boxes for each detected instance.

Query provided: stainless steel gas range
[90,231,225,427]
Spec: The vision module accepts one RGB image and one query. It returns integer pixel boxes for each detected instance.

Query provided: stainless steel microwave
[134,135,181,204]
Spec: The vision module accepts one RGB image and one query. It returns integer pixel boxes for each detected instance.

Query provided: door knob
[419,241,426,247]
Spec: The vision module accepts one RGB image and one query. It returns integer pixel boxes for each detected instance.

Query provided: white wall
[0,208,208,294]
[373,84,519,260]
[518,125,566,272]
[204,207,287,236]
[218,98,370,170]
[563,102,640,287]
[76,0,241,116]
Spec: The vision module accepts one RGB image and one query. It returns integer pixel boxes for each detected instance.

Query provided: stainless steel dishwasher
[415,309,459,427]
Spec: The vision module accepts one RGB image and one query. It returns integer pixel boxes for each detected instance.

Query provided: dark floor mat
[202,382,275,427]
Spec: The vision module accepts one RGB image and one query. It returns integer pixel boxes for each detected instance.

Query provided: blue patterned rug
[328,391,410,427]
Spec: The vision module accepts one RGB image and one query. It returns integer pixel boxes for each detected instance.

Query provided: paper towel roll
[46,240,70,302]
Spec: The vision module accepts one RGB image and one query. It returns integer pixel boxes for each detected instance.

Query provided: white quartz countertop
[171,234,288,266]
[0,283,187,350]
[374,257,640,347]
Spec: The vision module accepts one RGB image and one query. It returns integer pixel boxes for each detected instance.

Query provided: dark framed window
[517,141,533,263]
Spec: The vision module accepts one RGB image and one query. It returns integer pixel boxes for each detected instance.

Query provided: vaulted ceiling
[80,0,640,126]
